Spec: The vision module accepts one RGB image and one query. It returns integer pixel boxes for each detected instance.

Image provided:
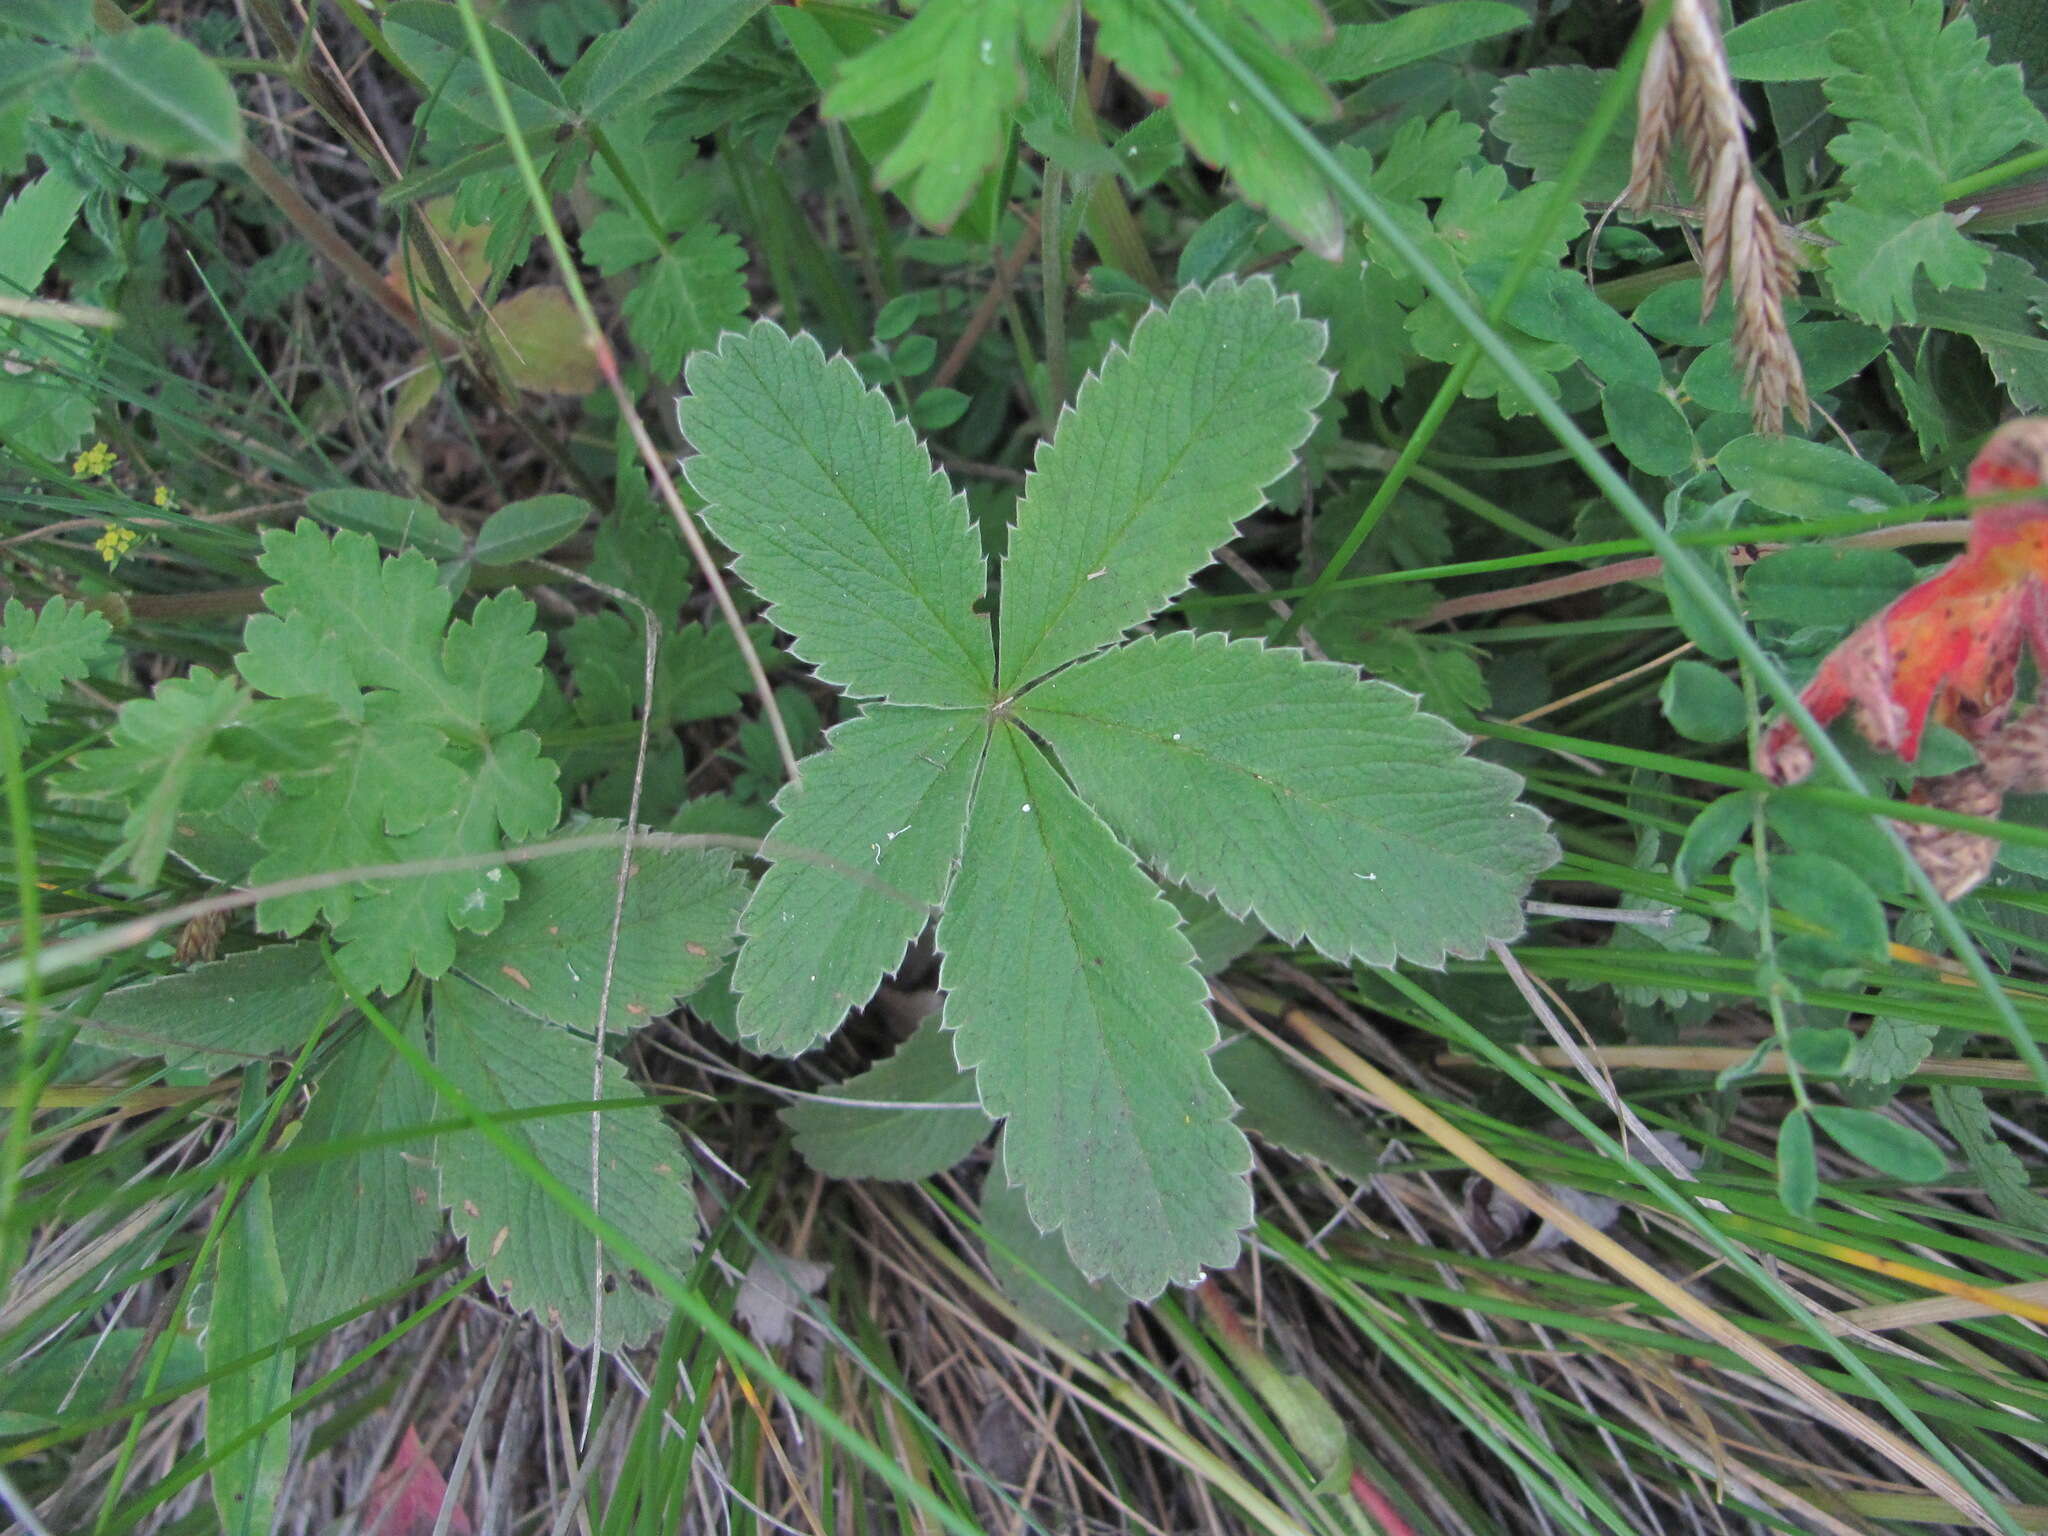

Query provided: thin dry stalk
[1626,0,1808,434]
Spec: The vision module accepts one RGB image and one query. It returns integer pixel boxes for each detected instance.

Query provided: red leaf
[364,1425,473,1536]
[1758,419,2048,784]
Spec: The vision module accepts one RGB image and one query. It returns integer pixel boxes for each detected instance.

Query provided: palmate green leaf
[997,277,1329,691]
[822,0,1066,226]
[273,1008,443,1329]
[1818,0,2048,325]
[782,1020,992,1180]
[431,977,699,1350]
[1,594,111,726]
[734,707,984,1054]
[452,830,741,1030]
[1018,632,1557,968]
[619,224,748,380]
[678,320,994,705]
[938,723,1250,1299]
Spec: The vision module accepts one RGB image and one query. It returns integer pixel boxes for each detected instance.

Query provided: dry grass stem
[1625,0,1808,433]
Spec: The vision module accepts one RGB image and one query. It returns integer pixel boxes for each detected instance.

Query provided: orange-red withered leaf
[1757,419,2048,785]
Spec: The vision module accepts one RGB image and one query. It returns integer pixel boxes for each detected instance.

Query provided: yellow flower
[152,485,175,510]
[95,525,141,568]
[72,441,116,479]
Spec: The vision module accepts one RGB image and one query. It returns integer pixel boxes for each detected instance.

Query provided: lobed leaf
[679,320,995,705]
[431,977,700,1350]
[84,943,340,1069]
[734,706,985,1054]
[272,1011,443,1328]
[452,830,741,1031]
[1018,631,1557,968]
[937,723,1251,1299]
[997,278,1330,692]
[1,594,111,726]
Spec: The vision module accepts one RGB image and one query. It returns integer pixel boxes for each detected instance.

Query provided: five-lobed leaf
[431,977,701,1350]
[997,277,1330,691]
[937,723,1251,1299]
[1019,631,1557,967]
[679,319,995,705]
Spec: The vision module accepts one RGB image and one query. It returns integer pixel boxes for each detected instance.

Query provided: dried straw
[1625,0,1808,434]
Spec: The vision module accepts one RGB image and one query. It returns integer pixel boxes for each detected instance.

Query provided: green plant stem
[1041,10,1083,408]
[1944,147,2048,205]
[0,693,44,1293]
[1275,9,1655,641]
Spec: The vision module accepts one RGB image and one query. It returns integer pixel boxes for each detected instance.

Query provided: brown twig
[933,215,1041,393]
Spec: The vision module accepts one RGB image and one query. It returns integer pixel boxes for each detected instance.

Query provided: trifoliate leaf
[937,723,1251,1299]
[383,0,567,136]
[782,1021,992,1180]
[452,829,741,1030]
[997,278,1330,691]
[564,0,767,119]
[822,0,1066,225]
[1811,1105,1946,1182]
[1018,632,1557,968]
[272,1011,443,1328]
[678,320,995,705]
[2,594,111,725]
[980,1161,1129,1349]
[84,944,340,1070]
[431,976,699,1349]
[734,707,985,1054]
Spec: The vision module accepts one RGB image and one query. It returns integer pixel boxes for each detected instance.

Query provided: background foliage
[8,0,2048,1532]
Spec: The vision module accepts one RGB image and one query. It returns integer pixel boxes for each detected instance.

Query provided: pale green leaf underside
[979,1160,1129,1349]
[272,1014,442,1329]
[433,978,698,1350]
[453,830,742,1030]
[996,276,1331,691]
[679,320,994,705]
[736,707,985,1054]
[1018,631,1558,967]
[937,723,1250,1299]
[782,1020,992,1180]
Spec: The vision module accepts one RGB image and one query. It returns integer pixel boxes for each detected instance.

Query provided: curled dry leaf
[1759,419,2048,897]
